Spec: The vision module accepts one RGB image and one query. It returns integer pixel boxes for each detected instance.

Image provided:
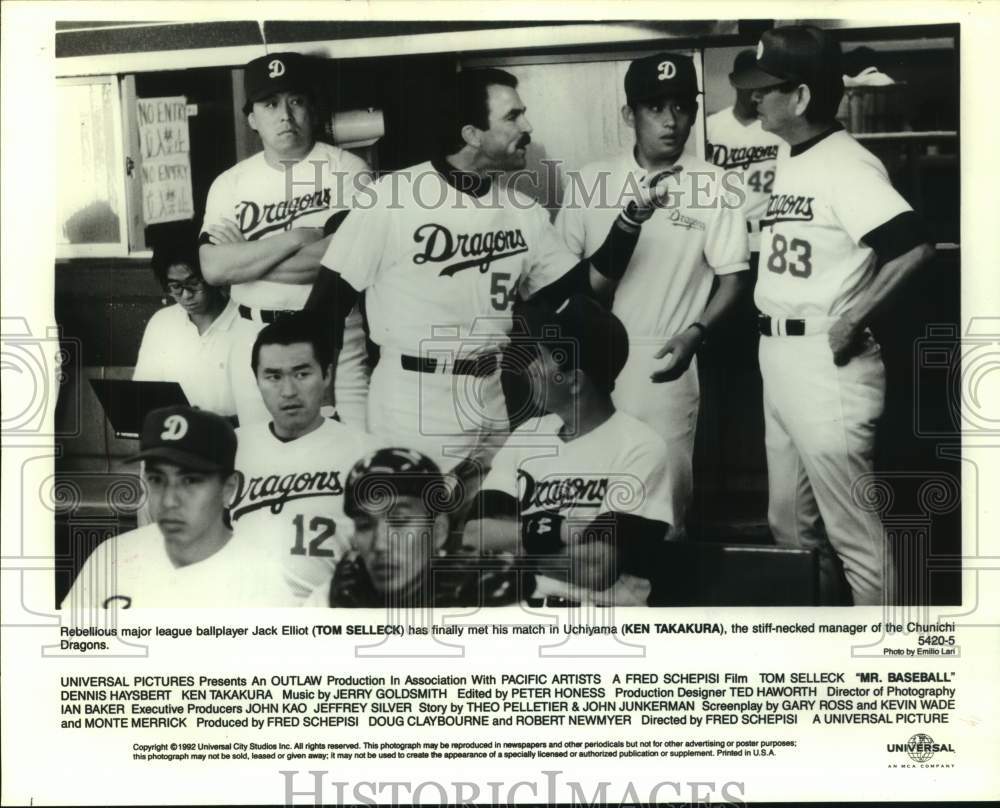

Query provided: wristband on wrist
[688,321,708,343]
[521,513,565,555]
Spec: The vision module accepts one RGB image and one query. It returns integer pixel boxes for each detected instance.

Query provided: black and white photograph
[2,3,998,806]
[48,16,960,610]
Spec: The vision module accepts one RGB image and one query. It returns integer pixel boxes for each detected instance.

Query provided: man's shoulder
[312,141,369,172]
[144,303,186,332]
[608,411,669,458]
[109,523,164,561]
[705,106,733,129]
[210,151,266,185]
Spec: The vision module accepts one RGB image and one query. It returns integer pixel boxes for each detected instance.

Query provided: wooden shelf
[853,130,957,141]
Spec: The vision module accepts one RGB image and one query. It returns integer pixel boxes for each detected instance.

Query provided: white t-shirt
[233,418,376,600]
[557,150,749,351]
[133,298,239,416]
[755,128,912,320]
[481,411,673,605]
[201,141,369,310]
[321,161,579,357]
[705,106,784,250]
[60,524,293,608]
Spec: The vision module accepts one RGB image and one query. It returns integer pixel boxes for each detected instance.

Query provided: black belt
[400,353,498,377]
[238,304,297,324]
[758,315,806,336]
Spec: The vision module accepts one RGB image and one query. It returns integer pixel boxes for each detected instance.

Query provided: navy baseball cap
[625,52,700,106]
[522,295,629,393]
[126,406,237,472]
[242,52,313,114]
[731,25,842,91]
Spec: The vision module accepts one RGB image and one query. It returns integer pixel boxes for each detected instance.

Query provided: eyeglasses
[165,279,205,296]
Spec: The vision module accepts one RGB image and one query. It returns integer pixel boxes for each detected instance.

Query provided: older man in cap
[556,52,751,535]
[199,52,372,429]
[731,25,935,605]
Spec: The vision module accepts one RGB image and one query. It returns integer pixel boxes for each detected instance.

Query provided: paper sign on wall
[137,96,193,225]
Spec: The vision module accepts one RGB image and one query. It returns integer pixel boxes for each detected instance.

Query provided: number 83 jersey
[233,419,377,601]
[755,128,912,320]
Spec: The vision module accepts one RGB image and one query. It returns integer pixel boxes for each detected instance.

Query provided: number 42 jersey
[233,418,376,601]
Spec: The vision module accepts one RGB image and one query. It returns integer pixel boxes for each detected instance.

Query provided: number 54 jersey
[755,128,912,320]
[233,418,376,602]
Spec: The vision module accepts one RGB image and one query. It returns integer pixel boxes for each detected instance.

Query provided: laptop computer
[89,379,190,439]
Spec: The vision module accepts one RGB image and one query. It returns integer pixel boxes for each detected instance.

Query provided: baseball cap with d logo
[242,51,314,114]
[126,406,237,472]
[625,52,700,106]
[731,25,842,91]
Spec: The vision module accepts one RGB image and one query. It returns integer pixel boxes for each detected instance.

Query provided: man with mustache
[199,52,372,429]
[304,68,675,489]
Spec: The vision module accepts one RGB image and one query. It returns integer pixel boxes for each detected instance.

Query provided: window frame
[56,75,131,259]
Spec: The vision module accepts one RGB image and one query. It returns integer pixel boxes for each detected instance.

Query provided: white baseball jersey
[202,141,369,310]
[481,411,673,605]
[322,160,578,356]
[133,299,239,416]
[556,151,748,528]
[705,106,784,251]
[755,128,912,320]
[233,418,375,600]
[60,524,294,608]
[557,150,749,352]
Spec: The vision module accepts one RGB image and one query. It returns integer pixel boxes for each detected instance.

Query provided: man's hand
[651,326,703,382]
[828,312,866,366]
[204,218,245,245]
[624,166,683,225]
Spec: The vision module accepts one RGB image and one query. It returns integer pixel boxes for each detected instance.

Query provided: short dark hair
[150,241,203,289]
[251,311,333,376]
[447,68,519,152]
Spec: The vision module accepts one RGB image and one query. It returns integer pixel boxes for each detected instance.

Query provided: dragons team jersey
[755,128,912,320]
[233,418,376,601]
[481,411,674,605]
[60,524,294,609]
[556,150,749,347]
[201,141,369,310]
[705,106,784,251]
[321,161,579,357]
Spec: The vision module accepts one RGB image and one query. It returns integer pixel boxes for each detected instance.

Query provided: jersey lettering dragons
[413,223,529,276]
[518,470,608,512]
[229,469,344,519]
[236,188,333,240]
[711,143,780,170]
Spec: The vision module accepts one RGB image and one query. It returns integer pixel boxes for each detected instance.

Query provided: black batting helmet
[343,448,451,519]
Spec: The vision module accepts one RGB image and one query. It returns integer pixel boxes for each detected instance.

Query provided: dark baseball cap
[729,49,758,84]
[731,25,842,91]
[242,51,314,114]
[344,448,449,518]
[126,406,237,473]
[625,52,700,106]
[522,295,629,393]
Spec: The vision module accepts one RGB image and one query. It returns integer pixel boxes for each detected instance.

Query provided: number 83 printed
[767,233,813,278]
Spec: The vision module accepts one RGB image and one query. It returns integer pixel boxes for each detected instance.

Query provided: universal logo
[887,733,955,763]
